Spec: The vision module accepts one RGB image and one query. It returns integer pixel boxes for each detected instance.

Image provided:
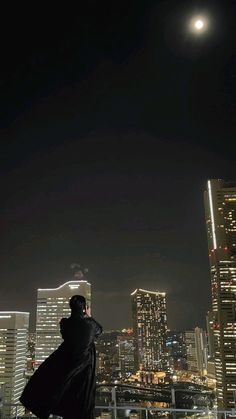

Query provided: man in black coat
[20,295,102,419]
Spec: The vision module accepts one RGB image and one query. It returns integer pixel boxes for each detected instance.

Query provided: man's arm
[86,317,103,338]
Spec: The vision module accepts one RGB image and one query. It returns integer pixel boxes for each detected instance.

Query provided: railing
[1,404,236,419]
[95,406,236,419]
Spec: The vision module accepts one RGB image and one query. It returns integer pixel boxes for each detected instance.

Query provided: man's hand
[85,306,91,317]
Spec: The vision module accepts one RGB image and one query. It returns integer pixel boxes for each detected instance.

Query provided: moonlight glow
[195,19,204,30]
[189,16,209,34]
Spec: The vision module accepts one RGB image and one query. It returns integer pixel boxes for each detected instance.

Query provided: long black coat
[20,315,102,419]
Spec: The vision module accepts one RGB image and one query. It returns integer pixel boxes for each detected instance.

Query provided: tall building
[35,272,91,366]
[96,330,120,382]
[166,331,187,371]
[204,179,236,408]
[206,311,215,360]
[185,327,207,376]
[131,288,168,372]
[117,330,135,377]
[0,311,29,418]
[206,312,216,381]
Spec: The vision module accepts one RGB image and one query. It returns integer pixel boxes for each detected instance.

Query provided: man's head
[69,295,86,312]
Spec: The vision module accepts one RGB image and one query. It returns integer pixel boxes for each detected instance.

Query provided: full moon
[188,15,209,34]
[194,19,204,30]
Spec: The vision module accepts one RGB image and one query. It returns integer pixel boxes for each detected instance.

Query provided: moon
[189,16,209,34]
[194,19,204,30]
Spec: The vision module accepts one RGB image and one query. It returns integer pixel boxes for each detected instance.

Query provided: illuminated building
[206,311,216,382]
[96,330,120,381]
[206,311,215,360]
[0,311,29,418]
[166,331,187,371]
[117,330,135,377]
[35,270,91,366]
[185,327,207,376]
[204,179,236,408]
[131,288,168,372]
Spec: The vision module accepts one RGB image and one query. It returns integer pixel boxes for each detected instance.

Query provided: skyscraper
[206,311,215,360]
[117,330,135,377]
[206,312,216,381]
[166,331,187,371]
[35,273,91,366]
[96,330,120,381]
[204,179,236,408]
[131,288,168,372]
[0,311,29,418]
[185,327,207,376]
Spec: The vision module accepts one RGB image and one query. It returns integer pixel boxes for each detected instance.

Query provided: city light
[1,179,236,413]
[0,0,235,409]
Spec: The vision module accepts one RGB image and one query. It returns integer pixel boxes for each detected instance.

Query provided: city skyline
[1,1,236,332]
[1,178,234,337]
[0,174,235,333]
[0,183,234,412]
[1,1,236,414]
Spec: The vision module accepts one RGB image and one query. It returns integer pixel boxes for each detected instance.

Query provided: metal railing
[0,385,235,419]
[1,403,236,419]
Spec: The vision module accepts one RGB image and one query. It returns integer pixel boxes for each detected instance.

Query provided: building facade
[206,311,215,360]
[117,330,135,377]
[206,311,216,381]
[96,330,120,382]
[185,327,207,376]
[131,288,168,372]
[0,311,29,417]
[166,331,187,371]
[35,278,91,366]
[204,179,236,408]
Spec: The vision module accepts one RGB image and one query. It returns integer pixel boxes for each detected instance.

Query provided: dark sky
[1,1,236,331]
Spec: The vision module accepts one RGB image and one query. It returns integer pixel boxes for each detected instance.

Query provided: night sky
[1,1,236,331]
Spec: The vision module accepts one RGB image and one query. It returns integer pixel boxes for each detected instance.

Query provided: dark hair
[69,295,86,312]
